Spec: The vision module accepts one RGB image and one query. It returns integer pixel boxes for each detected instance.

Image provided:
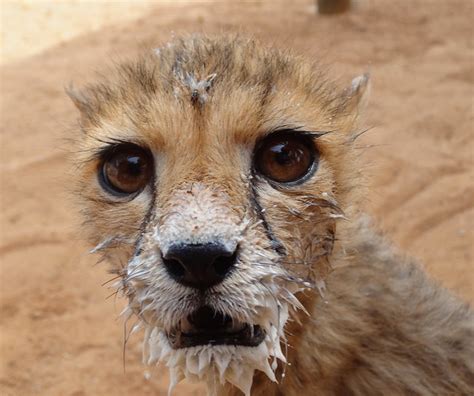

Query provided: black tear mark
[249,184,286,256]
[133,179,157,257]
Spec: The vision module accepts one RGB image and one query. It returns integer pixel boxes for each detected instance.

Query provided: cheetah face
[70,36,367,395]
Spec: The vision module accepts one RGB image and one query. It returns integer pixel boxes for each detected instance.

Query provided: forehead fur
[70,34,353,142]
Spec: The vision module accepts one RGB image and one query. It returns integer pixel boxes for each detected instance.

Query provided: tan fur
[70,35,474,395]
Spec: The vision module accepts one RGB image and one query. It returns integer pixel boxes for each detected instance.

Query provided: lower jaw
[148,329,281,396]
[142,304,292,396]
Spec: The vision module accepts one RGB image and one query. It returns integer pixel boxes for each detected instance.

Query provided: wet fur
[70,35,474,395]
[225,217,474,395]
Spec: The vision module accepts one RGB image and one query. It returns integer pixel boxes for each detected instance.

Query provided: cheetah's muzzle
[167,306,265,348]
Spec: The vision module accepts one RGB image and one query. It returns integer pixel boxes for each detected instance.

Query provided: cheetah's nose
[162,243,238,289]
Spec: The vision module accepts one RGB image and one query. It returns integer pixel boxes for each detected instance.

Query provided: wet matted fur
[69,35,474,395]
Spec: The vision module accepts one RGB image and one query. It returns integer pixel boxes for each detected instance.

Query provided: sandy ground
[1,0,157,64]
[1,1,473,395]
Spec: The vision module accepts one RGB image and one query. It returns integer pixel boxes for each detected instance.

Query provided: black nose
[162,243,237,289]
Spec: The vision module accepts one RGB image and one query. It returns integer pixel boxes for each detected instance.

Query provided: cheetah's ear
[342,73,370,117]
[66,84,94,119]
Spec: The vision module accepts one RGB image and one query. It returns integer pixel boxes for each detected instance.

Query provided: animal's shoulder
[300,215,474,395]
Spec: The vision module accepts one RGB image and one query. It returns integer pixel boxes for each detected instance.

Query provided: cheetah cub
[69,35,473,395]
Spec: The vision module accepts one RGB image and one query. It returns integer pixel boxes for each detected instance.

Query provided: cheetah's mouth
[166,306,265,348]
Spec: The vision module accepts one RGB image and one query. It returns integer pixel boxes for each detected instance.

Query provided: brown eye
[100,144,153,195]
[254,132,317,184]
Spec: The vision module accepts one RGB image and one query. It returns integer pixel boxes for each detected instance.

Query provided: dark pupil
[123,155,142,176]
[271,142,302,166]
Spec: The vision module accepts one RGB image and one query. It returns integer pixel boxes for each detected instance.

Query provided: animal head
[69,35,369,395]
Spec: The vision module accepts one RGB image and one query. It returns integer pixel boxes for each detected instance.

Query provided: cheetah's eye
[99,144,153,196]
[254,132,318,184]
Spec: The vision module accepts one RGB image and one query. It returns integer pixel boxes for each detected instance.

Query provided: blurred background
[1,1,472,395]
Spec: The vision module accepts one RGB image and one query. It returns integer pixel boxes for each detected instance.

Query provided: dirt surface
[1,1,473,395]
[1,1,191,64]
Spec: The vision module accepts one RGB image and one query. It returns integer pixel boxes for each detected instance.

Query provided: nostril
[162,256,186,278]
[213,249,238,276]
